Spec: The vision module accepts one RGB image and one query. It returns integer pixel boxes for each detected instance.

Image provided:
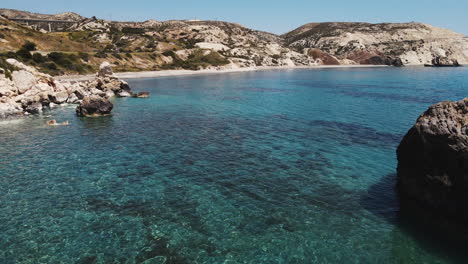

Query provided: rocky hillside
[0,9,467,75]
[284,22,468,65]
[0,11,317,75]
[0,8,84,21]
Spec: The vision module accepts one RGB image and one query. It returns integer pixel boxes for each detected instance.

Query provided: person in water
[47,120,69,126]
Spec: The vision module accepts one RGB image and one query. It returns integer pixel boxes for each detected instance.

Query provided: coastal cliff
[283,22,468,65]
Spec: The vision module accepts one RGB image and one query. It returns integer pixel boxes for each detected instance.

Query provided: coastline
[56,64,390,82]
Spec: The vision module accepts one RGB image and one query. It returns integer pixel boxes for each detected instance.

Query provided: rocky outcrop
[284,22,468,66]
[0,61,132,119]
[397,98,468,220]
[76,95,113,116]
[425,57,461,67]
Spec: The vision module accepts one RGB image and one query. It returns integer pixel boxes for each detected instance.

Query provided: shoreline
[56,65,390,82]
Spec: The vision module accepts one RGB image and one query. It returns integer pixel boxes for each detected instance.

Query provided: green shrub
[4,70,12,80]
[94,52,108,58]
[45,62,58,71]
[32,53,46,63]
[162,49,229,70]
[0,57,18,80]
[121,27,145,34]
[0,33,4,39]
[125,53,133,58]
[162,50,176,57]
[78,52,90,62]
[16,48,32,60]
[22,41,37,51]
[112,53,123,60]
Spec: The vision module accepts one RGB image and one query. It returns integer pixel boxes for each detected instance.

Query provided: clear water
[1,67,468,264]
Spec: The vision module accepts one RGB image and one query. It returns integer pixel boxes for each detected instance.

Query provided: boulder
[67,93,79,104]
[430,57,460,67]
[117,91,132,97]
[73,87,87,99]
[11,70,37,94]
[397,98,468,220]
[390,58,404,67]
[25,102,43,114]
[76,95,113,117]
[50,92,69,104]
[0,75,16,97]
[105,90,115,98]
[97,62,115,78]
[0,100,22,118]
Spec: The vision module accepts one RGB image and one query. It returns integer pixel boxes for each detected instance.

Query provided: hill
[283,22,468,65]
[0,9,468,76]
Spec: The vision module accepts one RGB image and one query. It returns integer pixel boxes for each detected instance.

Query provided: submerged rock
[397,98,468,220]
[76,95,113,117]
[133,92,150,98]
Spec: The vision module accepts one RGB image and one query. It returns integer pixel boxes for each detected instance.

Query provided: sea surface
[1,67,468,264]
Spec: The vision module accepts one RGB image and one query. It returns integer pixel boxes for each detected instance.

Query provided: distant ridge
[0,8,84,21]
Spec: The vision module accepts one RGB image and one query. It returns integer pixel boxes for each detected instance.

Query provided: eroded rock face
[431,57,460,67]
[76,95,113,117]
[397,98,468,219]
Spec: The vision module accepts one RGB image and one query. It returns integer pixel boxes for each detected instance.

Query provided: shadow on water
[361,173,468,263]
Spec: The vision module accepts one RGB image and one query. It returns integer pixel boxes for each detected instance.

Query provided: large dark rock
[76,95,113,117]
[397,98,468,220]
[429,57,460,67]
[363,55,404,67]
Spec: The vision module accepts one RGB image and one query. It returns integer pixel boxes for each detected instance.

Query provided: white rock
[105,90,115,98]
[117,91,132,97]
[0,100,22,118]
[195,42,231,52]
[12,70,37,94]
[97,62,115,77]
[50,92,68,104]
[33,82,54,93]
[0,74,16,97]
[67,93,79,104]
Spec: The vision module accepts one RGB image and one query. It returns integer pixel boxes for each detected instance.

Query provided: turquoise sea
[1,67,468,263]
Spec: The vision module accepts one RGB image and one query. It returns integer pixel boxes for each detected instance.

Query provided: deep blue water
[1,67,468,263]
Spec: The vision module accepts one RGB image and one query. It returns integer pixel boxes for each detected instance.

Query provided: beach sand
[56,65,389,82]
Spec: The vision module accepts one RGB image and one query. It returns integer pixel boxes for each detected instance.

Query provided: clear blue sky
[2,0,467,35]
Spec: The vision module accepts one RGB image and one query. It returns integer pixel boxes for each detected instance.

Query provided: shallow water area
[1,67,468,263]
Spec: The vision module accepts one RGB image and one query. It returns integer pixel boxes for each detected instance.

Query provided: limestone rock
[117,91,132,97]
[76,95,113,116]
[397,98,468,220]
[0,74,16,97]
[0,99,22,118]
[50,91,69,104]
[12,70,37,94]
[25,102,43,114]
[97,62,115,78]
[67,93,79,104]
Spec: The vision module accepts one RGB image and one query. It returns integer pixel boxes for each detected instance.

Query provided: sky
[2,0,468,35]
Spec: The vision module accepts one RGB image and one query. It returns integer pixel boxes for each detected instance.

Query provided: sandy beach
[56,65,390,82]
